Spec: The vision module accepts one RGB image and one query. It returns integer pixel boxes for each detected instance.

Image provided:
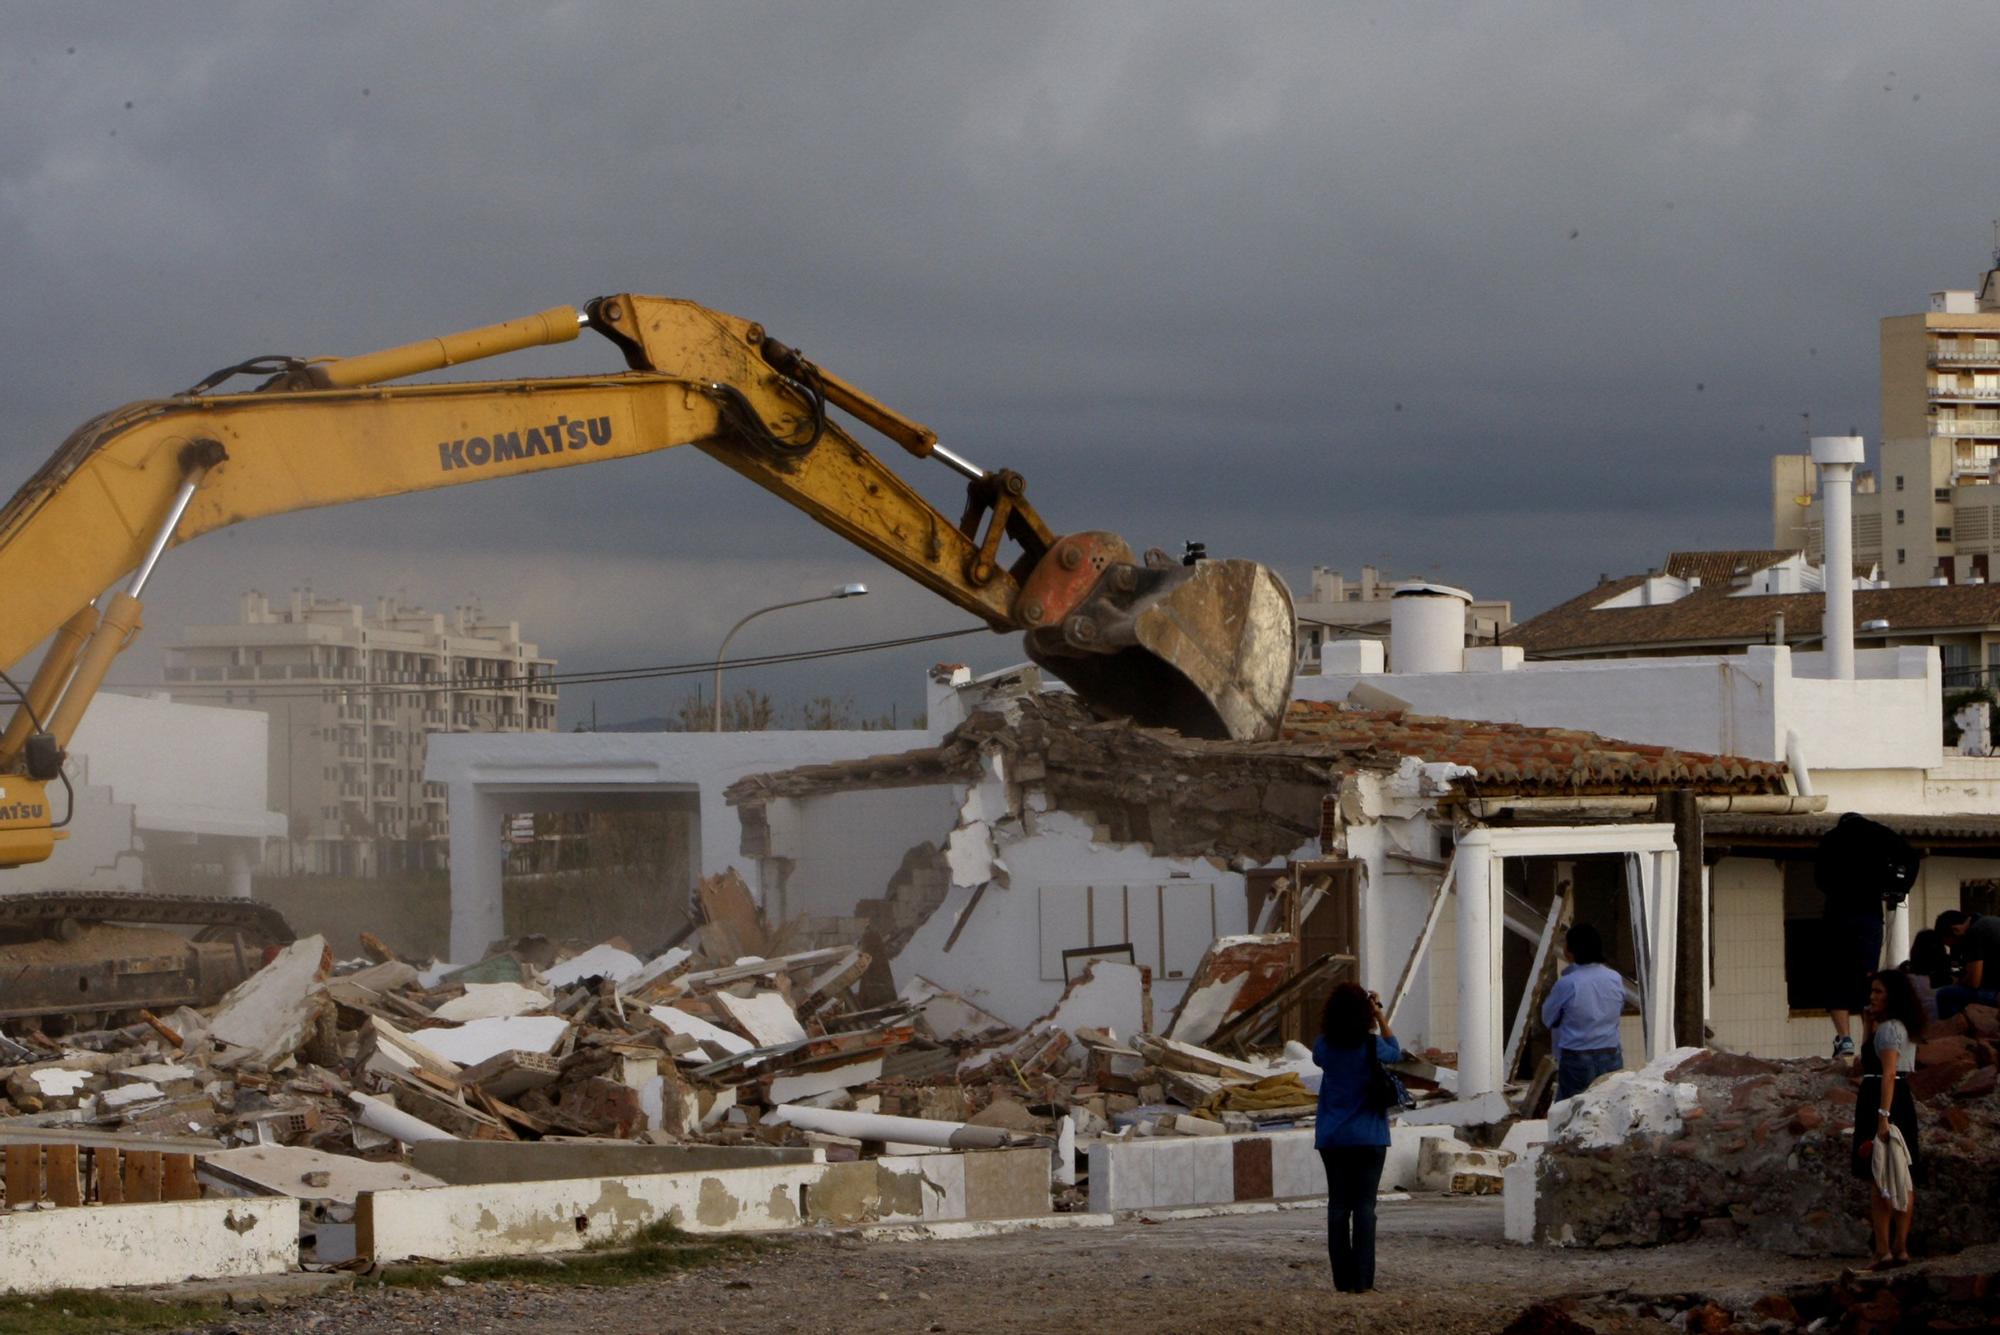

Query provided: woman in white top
[1850,969,1925,1269]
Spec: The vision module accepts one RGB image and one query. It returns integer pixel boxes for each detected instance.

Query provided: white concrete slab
[0,1198,298,1295]
[713,990,806,1047]
[201,1145,445,1206]
[649,1004,754,1059]
[411,1015,569,1067]
[208,936,328,1065]
[542,945,645,989]
[768,1057,884,1105]
[431,982,552,1023]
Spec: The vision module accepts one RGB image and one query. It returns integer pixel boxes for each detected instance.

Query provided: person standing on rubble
[1541,923,1625,1102]
[1312,982,1401,1295]
[1850,968,1924,1270]
[1816,813,1921,1060]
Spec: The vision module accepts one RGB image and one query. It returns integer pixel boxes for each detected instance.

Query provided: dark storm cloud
[3,3,1995,723]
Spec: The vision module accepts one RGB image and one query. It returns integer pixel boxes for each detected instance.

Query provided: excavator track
[0,891,294,943]
[0,892,295,1028]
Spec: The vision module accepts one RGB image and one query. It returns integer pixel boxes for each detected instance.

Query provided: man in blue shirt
[1540,923,1626,1102]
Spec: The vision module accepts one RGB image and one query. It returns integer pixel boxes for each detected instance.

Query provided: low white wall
[76,692,283,838]
[360,1150,1051,1262]
[1304,644,1941,774]
[0,1198,298,1295]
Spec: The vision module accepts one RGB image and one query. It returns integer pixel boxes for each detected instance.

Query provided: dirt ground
[183,1197,1909,1335]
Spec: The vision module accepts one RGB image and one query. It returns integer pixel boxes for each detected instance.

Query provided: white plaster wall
[1923,756,2000,812]
[1304,644,1940,774]
[888,808,1285,1028]
[1304,651,1784,759]
[1709,853,1994,1060]
[768,785,962,923]
[73,693,281,837]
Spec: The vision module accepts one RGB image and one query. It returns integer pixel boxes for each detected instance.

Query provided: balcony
[1930,346,2000,366]
[1929,385,2000,400]
[1931,417,2000,437]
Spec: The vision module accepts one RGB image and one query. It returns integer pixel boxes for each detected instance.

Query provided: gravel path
[191,1198,1883,1335]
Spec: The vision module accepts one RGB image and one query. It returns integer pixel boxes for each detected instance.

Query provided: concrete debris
[429,982,553,1023]
[540,943,646,990]
[206,936,334,1068]
[0,859,1494,1270]
[1524,1018,2000,1254]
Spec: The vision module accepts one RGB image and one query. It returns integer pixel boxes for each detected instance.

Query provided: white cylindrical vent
[1390,581,1471,673]
[1810,434,1864,681]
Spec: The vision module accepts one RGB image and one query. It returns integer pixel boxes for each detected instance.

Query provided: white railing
[1932,417,2000,436]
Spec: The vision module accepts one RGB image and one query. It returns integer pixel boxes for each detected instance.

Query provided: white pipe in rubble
[1811,436,1864,681]
[1054,1116,1077,1187]
[350,1091,455,1144]
[766,1104,1020,1149]
[1452,830,1502,1099]
[1784,730,1815,798]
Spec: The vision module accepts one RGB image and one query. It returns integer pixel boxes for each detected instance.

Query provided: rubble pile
[1532,1009,2000,1255]
[0,870,1435,1239]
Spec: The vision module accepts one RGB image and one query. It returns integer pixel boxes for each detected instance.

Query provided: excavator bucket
[1020,539,1296,742]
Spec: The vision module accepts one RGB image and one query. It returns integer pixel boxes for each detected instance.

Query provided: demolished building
[726,687,1800,1103]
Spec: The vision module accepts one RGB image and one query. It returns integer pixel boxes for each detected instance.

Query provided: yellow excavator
[0,293,1297,876]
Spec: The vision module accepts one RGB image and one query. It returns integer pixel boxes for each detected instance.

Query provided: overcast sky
[3,3,1995,727]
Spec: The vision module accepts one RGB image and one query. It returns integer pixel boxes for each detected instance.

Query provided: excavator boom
[0,294,1295,867]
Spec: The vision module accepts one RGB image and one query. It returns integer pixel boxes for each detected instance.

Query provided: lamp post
[712,584,868,731]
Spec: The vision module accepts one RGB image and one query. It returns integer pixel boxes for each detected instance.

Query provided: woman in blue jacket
[1312,982,1401,1293]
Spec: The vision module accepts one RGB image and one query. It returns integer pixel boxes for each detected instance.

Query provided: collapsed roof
[727,694,1792,860]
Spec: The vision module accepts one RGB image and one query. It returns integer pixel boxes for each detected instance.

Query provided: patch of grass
[0,1291,213,1335]
[374,1223,768,1291]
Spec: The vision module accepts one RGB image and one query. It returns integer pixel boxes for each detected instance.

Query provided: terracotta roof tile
[1506,554,2000,655]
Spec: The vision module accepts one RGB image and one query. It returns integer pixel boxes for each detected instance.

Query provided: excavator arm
[0,294,1295,866]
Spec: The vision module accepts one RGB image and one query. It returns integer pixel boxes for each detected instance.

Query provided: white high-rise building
[164,592,557,876]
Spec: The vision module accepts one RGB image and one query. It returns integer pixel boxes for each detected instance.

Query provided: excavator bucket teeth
[1026,558,1296,742]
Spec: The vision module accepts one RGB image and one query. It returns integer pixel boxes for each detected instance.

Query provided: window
[1896,475,1905,491]
[1896,509,1905,524]
[1938,527,1955,542]
[1897,548,1907,564]
[1937,487,1954,503]
[1942,643,1977,685]
[1782,862,1833,1011]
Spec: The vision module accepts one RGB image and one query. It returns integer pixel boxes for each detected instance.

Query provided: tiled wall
[1085,1127,1448,1213]
[1708,855,1984,1059]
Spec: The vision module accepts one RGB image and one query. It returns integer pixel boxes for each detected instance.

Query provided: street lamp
[712,584,868,731]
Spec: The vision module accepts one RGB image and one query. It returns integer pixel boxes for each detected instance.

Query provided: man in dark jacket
[1816,814,1921,1060]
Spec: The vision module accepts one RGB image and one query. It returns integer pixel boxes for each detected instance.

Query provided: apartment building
[165,592,557,877]
[1293,564,1512,670]
[1776,250,2000,583]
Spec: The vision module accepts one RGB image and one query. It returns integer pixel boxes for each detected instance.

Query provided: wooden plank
[96,1147,123,1204]
[161,1153,200,1202]
[1385,856,1456,1026]
[4,1144,43,1206]
[1502,884,1573,1083]
[697,868,767,958]
[1208,952,1354,1054]
[123,1150,164,1203]
[44,1144,82,1207]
